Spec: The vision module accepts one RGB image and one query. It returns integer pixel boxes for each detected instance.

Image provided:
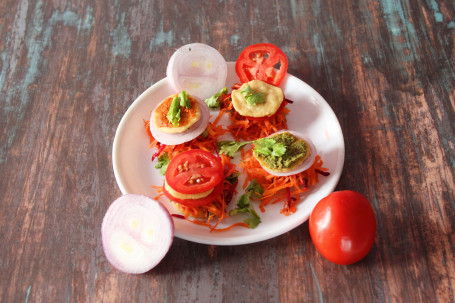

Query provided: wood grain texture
[0,0,454,302]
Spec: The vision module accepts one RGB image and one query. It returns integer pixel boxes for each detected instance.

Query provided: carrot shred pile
[153,154,249,232]
[214,95,290,141]
[239,149,329,215]
[144,120,227,160]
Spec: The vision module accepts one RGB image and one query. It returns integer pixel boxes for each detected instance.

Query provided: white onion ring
[149,98,210,145]
[257,130,317,177]
[166,43,227,100]
[101,194,174,274]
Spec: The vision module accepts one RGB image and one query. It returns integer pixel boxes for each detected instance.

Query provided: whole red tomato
[309,190,376,265]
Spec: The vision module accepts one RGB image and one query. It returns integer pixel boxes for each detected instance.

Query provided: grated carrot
[214,95,290,141]
[143,119,228,161]
[239,149,329,215]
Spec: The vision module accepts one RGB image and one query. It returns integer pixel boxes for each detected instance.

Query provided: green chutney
[253,132,310,171]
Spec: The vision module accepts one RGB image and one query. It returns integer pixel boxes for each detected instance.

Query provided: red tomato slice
[235,43,288,86]
[165,149,223,194]
[162,180,224,207]
[309,191,376,265]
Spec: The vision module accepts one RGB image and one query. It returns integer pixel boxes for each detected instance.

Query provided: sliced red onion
[149,98,210,145]
[166,43,227,100]
[257,130,317,177]
[101,194,174,274]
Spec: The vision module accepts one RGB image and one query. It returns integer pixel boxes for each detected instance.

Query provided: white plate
[112,62,345,245]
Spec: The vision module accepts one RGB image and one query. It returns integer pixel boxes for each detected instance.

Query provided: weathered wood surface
[1,0,454,302]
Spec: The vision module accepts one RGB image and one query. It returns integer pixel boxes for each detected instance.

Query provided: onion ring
[166,43,227,100]
[149,98,210,145]
[101,194,174,274]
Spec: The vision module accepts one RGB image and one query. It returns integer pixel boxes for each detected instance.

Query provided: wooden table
[1,0,454,302]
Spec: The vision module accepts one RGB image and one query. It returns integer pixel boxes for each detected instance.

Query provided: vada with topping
[149,91,210,145]
[231,79,285,118]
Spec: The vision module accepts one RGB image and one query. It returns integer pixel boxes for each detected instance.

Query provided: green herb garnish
[167,91,190,126]
[218,140,251,157]
[167,97,181,127]
[179,90,191,108]
[218,138,286,158]
[229,179,263,228]
[253,138,287,157]
[225,171,240,185]
[155,153,170,175]
[240,85,265,106]
[253,132,310,170]
[205,87,227,109]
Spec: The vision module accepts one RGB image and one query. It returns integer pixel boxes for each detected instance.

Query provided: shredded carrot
[207,222,250,232]
[183,218,249,232]
[239,149,329,215]
[214,95,290,141]
[144,120,228,161]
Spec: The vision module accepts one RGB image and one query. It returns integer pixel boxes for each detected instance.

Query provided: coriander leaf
[246,179,264,198]
[240,85,254,95]
[229,179,263,229]
[229,207,250,215]
[240,85,265,106]
[225,171,240,185]
[255,138,276,148]
[244,207,261,229]
[218,140,252,157]
[204,87,227,109]
[218,137,287,158]
[179,90,191,108]
[167,97,181,126]
[271,144,287,157]
[253,144,272,156]
[245,93,265,106]
[229,205,261,229]
[236,192,251,209]
[155,153,170,175]
[253,138,286,157]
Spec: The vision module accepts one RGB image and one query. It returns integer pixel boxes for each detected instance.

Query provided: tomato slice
[165,149,223,194]
[235,43,288,86]
[162,180,224,207]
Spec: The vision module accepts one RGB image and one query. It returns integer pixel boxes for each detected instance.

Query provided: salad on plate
[102,42,346,274]
[143,43,330,231]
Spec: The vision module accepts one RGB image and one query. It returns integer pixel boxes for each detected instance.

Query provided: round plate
[112,62,345,245]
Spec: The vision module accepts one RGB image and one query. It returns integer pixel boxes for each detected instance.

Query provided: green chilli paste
[254,132,311,172]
